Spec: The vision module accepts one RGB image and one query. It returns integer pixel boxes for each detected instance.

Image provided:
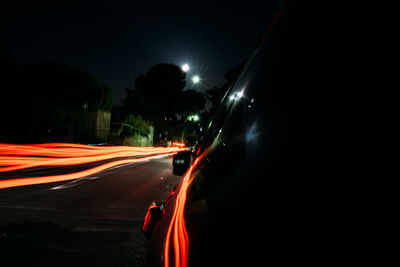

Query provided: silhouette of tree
[179,89,207,117]
[124,64,186,121]
[0,60,114,143]
[123,63,208,142]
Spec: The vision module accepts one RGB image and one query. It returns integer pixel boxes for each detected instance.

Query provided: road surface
[0,156,180,266]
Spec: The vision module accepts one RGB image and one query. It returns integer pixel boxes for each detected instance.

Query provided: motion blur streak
[164,157,201,267]
[0,153,175,189]
[0,143,185,189]
[0,143,183,159]
[143,202,158,232]
[172,142,185,147]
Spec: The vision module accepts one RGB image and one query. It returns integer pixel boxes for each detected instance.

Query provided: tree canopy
[124,64,186,120]
[0,60,114,143]
[15,62,114,112]
[123,63,207,142]
[119,62,249,145]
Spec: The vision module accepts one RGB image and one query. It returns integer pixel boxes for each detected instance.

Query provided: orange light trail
[172,142,185,147]
[0,143,185,189]
[143,202,158,232]
[164,157,201,267]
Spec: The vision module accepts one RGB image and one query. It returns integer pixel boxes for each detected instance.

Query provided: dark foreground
[0,156,179,266]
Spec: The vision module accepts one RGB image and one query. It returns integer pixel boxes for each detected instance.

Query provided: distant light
[187,114,199,121]
[192,75,200,84]
[172,142,185,147]
[229,95,235,101]
[237,90,244,98]
[181,64,190,72]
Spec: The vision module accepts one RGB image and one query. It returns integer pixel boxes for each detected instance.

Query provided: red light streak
[0,143,185,189]
[164,157,201,267]
[172,142,185,147]
[143,202,157,232]
[0,148,178,172]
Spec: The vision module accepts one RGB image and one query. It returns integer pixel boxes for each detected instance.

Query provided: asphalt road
[0,156,181,267]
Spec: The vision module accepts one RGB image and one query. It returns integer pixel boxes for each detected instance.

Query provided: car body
[143,1,340,266]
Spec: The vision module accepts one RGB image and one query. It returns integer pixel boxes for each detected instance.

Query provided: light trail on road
[164,156,202,267]
[0,143,185,189]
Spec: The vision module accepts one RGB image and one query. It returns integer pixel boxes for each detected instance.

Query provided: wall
[83,110,111,142]
[95,111,111,140]
[110,126,154,147]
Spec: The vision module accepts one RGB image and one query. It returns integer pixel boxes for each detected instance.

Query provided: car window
[195,51,257,158]
[186,32,280,209]
[187,62,257,205]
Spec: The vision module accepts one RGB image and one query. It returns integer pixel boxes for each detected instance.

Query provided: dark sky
[1,0,283,103]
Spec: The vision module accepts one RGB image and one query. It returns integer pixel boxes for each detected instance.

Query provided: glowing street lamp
[187,114,199,121]
[192,75,200,84]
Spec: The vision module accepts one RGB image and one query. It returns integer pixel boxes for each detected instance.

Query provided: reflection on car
[142,2,339,266]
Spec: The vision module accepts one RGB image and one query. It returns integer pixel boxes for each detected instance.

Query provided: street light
[187,114,199,121]
[192,75,200,84]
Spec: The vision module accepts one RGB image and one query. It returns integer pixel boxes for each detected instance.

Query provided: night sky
[1,0,283,103]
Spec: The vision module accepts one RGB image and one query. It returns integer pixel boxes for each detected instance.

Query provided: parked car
[172,149,192,175]
[143,1,340,266]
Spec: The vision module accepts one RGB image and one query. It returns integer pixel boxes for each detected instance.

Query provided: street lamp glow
[187,114,199,121]
[181,64,190,72]
[192,75,200,84]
